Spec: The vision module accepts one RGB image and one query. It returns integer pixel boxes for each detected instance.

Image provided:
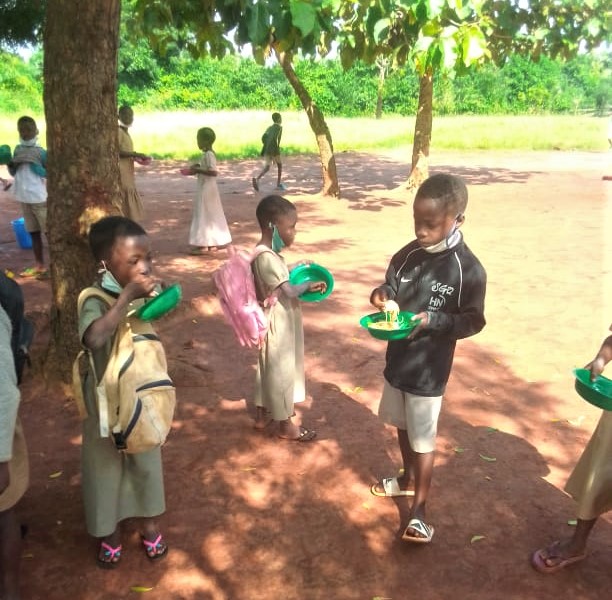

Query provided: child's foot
[254,407,273,431]
[252,177,259,191]
[276,183,287,191]
[19,266,45,278]
[189,247,206,256]
[141,533,168,560]
[402,517,435,544]
[531,540,587,574]
[97,541,122,569]
[278,425,317,442]
[370,476,415,497]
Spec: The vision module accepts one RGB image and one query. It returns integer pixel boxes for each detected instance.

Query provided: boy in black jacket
[369,173,486,544]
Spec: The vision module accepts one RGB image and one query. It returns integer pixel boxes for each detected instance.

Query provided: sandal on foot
[19,267,40,278]
[142,533,168,560]
[402,518,434,544]
[252,177,259,191]
[97,542,122,569]
[371,477,415,498]
[3,182,12,191]
[278,426,317,442]
[531,543,586,574]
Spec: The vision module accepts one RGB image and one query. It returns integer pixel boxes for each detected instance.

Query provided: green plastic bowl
[360,311,420,341]
[574,368,612,411]
[135,284,182,322]
[0,144,11,165]
[289,263,334,302]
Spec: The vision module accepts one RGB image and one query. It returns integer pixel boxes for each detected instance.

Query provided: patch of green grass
[0,111,607,161]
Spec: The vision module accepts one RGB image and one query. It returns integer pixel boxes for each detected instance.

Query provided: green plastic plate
[135,284,182,322]
[574,368,612,411]
[360,311,420,341]
[289,263,334,302]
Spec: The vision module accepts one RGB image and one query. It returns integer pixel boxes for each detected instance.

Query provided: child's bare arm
[586,330,612,380]
[83,278,157,350]
[278,280,326,299]
[192,166,217,176]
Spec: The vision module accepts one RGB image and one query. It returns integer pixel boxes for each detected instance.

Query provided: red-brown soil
[1,149,610,599]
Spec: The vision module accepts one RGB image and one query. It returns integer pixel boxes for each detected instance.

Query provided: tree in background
[43,0,122,378]
[133,0,342,197]
[338,0,610,189]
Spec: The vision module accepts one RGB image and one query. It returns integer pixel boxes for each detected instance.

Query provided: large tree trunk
[276,50,340,198]
[44,0,122,381]
[403,71,433,192]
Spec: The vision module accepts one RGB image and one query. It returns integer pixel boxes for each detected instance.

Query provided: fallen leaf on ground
[471,535,486,544]
[479,454,497,462]
[454,447,465,453]
[241,467,256,471]
[567,519,578,526]
[48,471,63,479]
[567,416,585,426]
[485,427,498,433]
[130,586,154,593]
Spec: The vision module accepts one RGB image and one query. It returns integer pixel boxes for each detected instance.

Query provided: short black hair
[88,216,147,261]
[17,115,36,128]
[255,195,295,228]
[197,127,216,144]
[272,112,282,123]
[415,173,468,215]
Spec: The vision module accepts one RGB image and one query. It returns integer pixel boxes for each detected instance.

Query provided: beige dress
[252,251,305,421]
[78,291,165,537]
[565,409,612,520]
[118,126,144,222]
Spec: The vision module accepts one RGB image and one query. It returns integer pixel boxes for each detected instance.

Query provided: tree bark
[44,0,122,381]
[403,71,433,192]
[276,50,340,198]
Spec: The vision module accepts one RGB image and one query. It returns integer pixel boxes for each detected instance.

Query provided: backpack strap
[251,245,282,309]
[72,287,120,425]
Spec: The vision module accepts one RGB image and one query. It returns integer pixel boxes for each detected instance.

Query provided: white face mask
[422,217,462,254]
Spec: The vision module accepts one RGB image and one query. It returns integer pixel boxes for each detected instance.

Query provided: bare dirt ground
[1,148,611,600]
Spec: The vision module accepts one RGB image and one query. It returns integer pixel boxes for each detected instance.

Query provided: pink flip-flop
[97,541,122,569]
[530,544,586,574]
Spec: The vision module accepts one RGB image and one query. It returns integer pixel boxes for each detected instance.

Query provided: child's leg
[535,518,596,565]
[30,232,44,270]
[0,507,22,599]
[276,160,283,187]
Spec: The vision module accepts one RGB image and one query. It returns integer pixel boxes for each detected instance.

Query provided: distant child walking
[77,216,169,568]
[118,105,150,222]
[187,127,232,255]
[252,112,285,192]
[532,324,612,573]
[252,195,327,441]
[8,116,48,279]
[369,173,486,543]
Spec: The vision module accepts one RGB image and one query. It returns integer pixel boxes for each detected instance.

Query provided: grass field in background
[0,111,608,161]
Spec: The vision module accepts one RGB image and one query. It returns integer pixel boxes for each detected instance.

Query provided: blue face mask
[101,270,123,294]
[271,225,286,253]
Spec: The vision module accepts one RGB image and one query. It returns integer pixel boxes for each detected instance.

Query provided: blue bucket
[11,218,33,249]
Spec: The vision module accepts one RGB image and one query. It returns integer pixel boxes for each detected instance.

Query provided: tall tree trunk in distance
[44,0,122,382]
[276,50,340,198]
[403,71,433,193]
[375,57,388,120]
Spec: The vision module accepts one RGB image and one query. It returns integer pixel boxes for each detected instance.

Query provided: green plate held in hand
[360,311,421,341]
[289,263,334,302]
[135,284,182,322]
[574,368,612,411]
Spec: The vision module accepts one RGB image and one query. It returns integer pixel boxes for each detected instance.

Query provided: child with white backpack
[76,216,172,568]
[250,195,326,441]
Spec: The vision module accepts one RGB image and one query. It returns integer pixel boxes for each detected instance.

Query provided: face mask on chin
[271,225,286,253]
[101,269,123,294]
[422,217,462,254]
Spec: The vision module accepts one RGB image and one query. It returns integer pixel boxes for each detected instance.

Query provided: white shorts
[378,379,442,453]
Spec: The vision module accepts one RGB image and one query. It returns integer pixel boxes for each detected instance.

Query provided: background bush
[1,46,609,118]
